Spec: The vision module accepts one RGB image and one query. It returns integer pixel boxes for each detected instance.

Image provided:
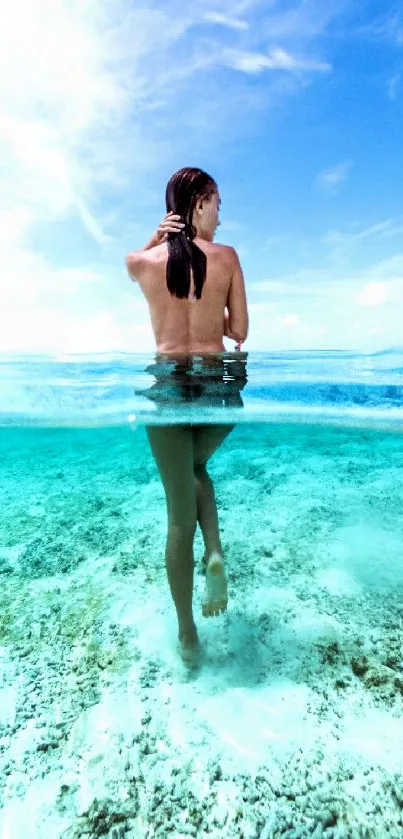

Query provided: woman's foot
[178,624,203,667]
[202,552,228,618]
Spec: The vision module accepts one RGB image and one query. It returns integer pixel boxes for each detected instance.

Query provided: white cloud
[224,47,330,74]
[218,219,246,233]
[372,12,403,46]
[0,4,120,221]
[356,282,388,307]
[0,207,33,247]
[323,219,403,253]
[317,160,354,194]
[244,246,403,349]
[259,2,351,41]
[283,313,300,327]
[203,12,249,31]
[0,307,153,355]
[261,235,286,250]
[386,72,401,100]
[250,251,403,297]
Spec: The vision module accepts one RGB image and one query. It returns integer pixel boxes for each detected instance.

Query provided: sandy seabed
[0,422,402,838]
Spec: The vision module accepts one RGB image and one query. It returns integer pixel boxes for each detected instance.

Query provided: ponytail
[166,223,206,299]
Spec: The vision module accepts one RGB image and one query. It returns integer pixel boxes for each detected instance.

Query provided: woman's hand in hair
[126,213,185,263]
[156,212,185,243]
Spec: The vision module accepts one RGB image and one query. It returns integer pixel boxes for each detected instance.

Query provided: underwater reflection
[135,351,248,411]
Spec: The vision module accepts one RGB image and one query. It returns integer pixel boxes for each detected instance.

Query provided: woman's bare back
[129,238,248,353]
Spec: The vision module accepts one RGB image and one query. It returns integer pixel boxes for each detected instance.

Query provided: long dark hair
[165,167,217,299]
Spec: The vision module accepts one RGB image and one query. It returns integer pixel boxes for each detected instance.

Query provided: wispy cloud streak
[317,160,354,194]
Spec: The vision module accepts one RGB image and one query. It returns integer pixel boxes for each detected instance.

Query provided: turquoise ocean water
[0,349,402,838]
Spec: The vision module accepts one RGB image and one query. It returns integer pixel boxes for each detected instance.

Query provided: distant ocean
[0,349,402,838]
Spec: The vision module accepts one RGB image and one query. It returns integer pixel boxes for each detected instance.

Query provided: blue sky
[1,0,403,354]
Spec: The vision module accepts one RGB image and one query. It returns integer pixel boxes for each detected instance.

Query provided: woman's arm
[224,310,239,341]
[226,248,248,344]
[138,232,160,252]
[125,212,185,281]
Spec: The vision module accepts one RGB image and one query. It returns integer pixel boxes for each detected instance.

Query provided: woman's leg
[192,424,234,618]
[194,464,222,558]
[192,424,234,565]
[146,425,198,641]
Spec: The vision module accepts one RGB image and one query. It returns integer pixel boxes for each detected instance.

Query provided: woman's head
[165,167,220,242]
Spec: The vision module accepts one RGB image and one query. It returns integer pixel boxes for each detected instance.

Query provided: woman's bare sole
[202,552,228,618]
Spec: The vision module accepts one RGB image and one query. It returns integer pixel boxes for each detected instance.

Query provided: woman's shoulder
[196,239,236,259]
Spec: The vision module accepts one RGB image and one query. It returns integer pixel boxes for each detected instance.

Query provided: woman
[126,167,248,665]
